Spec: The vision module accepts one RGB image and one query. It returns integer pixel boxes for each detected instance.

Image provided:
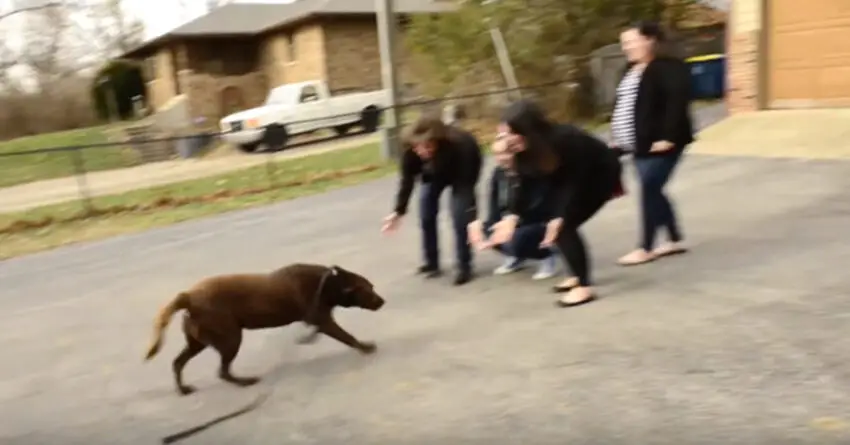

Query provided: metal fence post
[68,147,94,214]
[264,151,276,196]
[375,0,402,161]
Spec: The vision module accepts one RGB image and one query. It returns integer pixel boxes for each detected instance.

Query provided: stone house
[120,0,453,126]
[727,0,850,114]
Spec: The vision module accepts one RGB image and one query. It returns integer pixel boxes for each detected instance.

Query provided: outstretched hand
[381,212,402,234]
[467,220,491,251]
[489,216,517,246]
[540,218,563,248]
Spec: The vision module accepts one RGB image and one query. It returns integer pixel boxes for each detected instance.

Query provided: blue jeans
[634,154,683,251]
[419,183,473,271]
[484,222,553,260]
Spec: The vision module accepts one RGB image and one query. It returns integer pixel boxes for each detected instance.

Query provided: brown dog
[144,263,385,396]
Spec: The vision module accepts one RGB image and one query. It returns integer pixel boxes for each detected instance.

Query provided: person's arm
[393,150,420,215]
[659,59,691,144]
[455,133,483,222]
[485,167,502,227]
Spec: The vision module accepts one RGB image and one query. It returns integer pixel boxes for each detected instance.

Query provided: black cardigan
[620,57,695,157]
[509,124,619,218]
[393,127,483,219]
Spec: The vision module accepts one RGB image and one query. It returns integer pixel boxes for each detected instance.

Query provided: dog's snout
[372,295,385,310]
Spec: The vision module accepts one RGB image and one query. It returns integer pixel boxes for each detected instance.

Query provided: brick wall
[146,48,179,110]
[261,23,327,88]
[323,18,382,93]
[726,0,762,114]
[260,17,417,95]
[181,71,269,126]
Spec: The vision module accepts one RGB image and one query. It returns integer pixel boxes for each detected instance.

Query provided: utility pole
[481,0,521,100]
[375,0,402,160]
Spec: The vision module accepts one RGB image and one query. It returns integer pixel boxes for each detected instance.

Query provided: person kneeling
[468,141,557,280]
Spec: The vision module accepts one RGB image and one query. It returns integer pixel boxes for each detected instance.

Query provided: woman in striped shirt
[610,21,695,266]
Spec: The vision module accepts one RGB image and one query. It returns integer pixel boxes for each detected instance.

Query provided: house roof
[121,0,455,58]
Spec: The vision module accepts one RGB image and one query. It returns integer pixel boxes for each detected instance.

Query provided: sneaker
[532,256,557,280]
[493,257,524,275]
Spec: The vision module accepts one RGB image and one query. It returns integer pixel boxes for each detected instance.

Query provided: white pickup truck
[219,80,389,153]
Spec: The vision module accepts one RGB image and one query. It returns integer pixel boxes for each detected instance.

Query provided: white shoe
[532,256,557,280]
[493,257,524,275]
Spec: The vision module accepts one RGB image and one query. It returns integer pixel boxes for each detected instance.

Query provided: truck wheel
[360,106,382,133]
[262,124,289,152]
[237,143,260,153]
[333,124,353,136]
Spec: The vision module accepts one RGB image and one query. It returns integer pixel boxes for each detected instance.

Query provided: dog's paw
[296,332,319,345]
[177,385,197,396]
[358,342,377,355]
[236,377,261,387]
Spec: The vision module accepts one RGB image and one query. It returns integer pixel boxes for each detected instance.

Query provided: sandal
[554,288,597,308]
[653,243,689,258]
[551,277,579,293]
[617,249,656,266]
[555,295,597,308]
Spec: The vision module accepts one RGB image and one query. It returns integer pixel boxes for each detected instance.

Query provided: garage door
[767,0,850,108]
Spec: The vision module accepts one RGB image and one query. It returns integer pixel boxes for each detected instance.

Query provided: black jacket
[486,166,552,228]
[620,57,695,157]
[393,126,483,218]
[510,124,620,218]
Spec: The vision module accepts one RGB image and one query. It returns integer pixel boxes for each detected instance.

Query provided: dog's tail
[144,291,190,361]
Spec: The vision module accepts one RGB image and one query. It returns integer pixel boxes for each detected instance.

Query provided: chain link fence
[0,81,574,232]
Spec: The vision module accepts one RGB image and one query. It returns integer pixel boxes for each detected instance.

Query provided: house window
[204,58,224,75]
[285,32,297,62]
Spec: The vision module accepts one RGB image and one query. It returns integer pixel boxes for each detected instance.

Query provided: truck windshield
[264,85,300,106]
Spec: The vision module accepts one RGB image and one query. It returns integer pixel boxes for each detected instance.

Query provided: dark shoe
[453,269,473,286]
[417,264,442,278]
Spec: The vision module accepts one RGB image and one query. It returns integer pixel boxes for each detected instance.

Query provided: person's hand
[489,215,518,246]
[381,212,402,234]
[650,140,674,153]
[540,218,563,248]
[467,220,490,250]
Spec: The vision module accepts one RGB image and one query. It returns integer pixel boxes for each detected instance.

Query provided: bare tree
[83,0,145,60]
[206,0,232,13]
[19,4,73,90]
[0,0,60,23]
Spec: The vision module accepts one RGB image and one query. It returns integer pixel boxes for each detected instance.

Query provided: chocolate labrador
[144,263,385,396]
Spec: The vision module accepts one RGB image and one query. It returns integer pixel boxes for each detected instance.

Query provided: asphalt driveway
[2,105,850,444]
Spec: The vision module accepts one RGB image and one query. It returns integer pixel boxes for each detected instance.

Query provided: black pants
[633,153,683,251]
[556,163,620,287]
[419,182,473,271]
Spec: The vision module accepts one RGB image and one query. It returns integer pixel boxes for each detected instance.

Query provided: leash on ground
[160,267,336,444]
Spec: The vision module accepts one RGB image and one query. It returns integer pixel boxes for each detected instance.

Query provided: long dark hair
[630,20,666,43]
[500,99,559,175]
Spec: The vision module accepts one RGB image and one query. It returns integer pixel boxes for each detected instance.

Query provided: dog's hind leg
[173,316,208,396]
[211,327,261,388]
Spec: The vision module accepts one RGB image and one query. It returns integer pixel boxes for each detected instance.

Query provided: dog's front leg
[317,318,376,354]
[296,326,321,345]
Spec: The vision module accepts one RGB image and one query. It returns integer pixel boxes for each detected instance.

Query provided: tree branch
[0,2,60,22]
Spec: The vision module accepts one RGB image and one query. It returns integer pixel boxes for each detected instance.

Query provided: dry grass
[0,142,394,259]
